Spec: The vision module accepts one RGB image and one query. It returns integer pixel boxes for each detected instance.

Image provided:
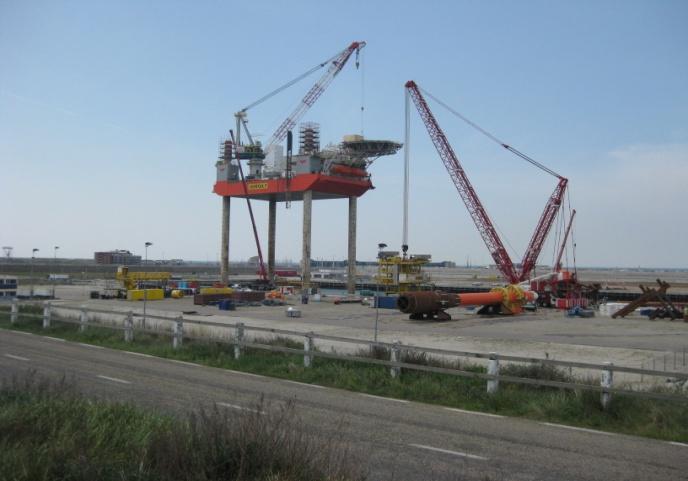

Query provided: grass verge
[1,306,687,442]
[0,373,363,481]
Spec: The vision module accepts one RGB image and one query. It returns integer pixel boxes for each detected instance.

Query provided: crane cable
[419,87,563,179]
[567,189,577,277]
[359,47,365,136]
[239,50,342,113]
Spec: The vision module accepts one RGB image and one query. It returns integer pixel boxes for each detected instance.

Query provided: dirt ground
[21,284,687,385]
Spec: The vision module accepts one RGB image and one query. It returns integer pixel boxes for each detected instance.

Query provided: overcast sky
[1,0,687,268]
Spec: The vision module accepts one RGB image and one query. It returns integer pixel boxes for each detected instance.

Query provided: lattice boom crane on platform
[238,41,366,152]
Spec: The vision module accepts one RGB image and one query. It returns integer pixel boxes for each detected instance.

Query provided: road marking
[409,443,488,461]
[226,369,266,378]
[283,380,326,389]
[541,422,615,436]
[169,359,200,367]
[4,354,30,361]
[44,336,66,342]
[96,375,131,385]
[11,330,34,336]
[217,402,265,415]
[78,343,104,349]
[445,407,504,418]
[360,393,409,403]
[669,441,688,447]
[124,351,154,358]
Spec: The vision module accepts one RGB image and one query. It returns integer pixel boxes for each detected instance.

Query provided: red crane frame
[405,80,568,284]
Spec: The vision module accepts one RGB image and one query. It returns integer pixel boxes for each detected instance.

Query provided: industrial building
[94,250,142,265]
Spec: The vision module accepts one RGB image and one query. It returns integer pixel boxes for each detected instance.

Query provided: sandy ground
[20,284,686,386]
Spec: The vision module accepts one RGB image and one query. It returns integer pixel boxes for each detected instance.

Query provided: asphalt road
[1,330,686,481]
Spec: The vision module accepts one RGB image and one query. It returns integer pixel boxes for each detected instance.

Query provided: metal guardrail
[4,300,688,406]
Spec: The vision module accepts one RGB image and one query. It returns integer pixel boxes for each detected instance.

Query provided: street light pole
[52,246,59,299]
[143,242,152,329]
[374,243,387,343]
[30,248,39,299]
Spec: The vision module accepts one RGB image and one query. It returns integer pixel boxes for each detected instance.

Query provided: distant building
[427,261,457,268]
[0,275,17,300]
[94,250,142,265]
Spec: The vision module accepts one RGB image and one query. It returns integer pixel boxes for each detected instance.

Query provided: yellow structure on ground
[116,266,171,290]
[127,289,164,301]
[377,250,431,294]
[199,287,234,295]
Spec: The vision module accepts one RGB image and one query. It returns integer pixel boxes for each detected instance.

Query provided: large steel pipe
[397,291,459,314]
[397,286,538,320]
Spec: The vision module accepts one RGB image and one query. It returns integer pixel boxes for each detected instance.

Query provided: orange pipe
[457,291,504,306]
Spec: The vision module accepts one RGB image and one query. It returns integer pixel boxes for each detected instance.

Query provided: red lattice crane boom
[520,177,568,278]
[405,80,519,283]
[405,80,567,284]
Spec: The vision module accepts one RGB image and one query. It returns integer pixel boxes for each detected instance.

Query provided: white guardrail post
[601,362,614,409]
[304,332,314,367]
[10,298,18,324]
[234,322,244,360]
[124,311,134,342]
[390,341,401,378]
[487,352,500,394]
[173,316,184,349]
[79,306,88,332]
[42,301,51,329]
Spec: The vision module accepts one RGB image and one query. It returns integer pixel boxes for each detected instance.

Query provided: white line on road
[360,393,409,403]
[226,369,266,378]
[78,343,104,349]
[11,330,34,336]
[409,443,488,461]
[283,380,326,389]
[669,441,688,447]
[541,422,615,436]
[169,359,200,367]
[124,351,154,358]
[444,407,504,418]
[44,336,66,342]
[4,354,30,361]
[217,402,265,415]
[96,375,132,385]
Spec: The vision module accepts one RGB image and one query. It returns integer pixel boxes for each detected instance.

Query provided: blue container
[374,296,398,309]
[218,299,236,311]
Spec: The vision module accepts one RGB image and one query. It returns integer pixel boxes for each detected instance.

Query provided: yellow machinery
[127,289,165,301]
[198,287,234,295]
[116,266,171,299]
[377,249,431,294]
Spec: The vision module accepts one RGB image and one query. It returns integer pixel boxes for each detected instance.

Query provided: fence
[6,300,688,409]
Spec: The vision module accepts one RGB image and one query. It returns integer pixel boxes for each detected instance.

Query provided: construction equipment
[116,266,170,291]
[219,42,366,285]
[228,133,268,282]
[401,80,592,316]
[377,246,432,293]
[261,41,365,153]
[234,41,366,156]
[398,286,538,320]
[405,80,568,284]
[612,279,684,320]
